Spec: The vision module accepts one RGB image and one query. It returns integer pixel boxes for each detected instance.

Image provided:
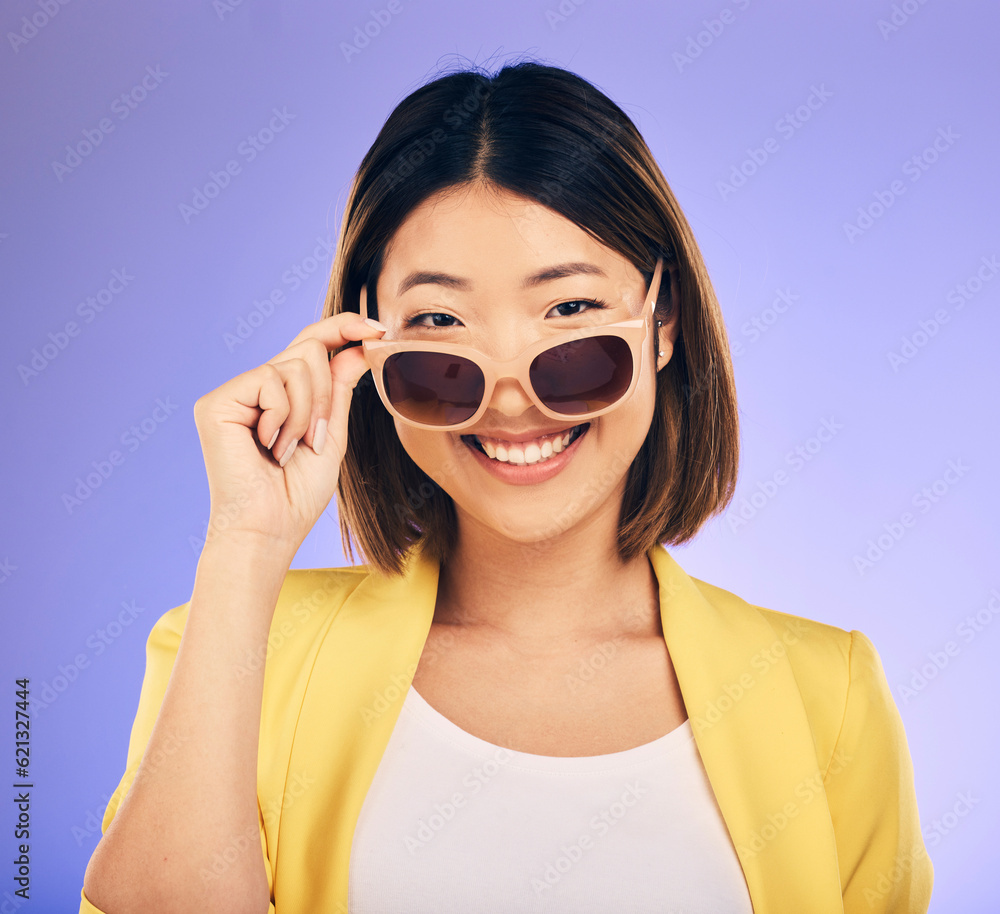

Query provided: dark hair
[322,59,739,577]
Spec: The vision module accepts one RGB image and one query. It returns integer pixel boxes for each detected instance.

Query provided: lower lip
[462,425,589,485]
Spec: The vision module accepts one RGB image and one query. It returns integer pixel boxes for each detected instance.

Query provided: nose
[485,376,537,419]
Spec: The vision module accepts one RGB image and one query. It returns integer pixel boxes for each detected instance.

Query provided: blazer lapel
[274,542,440,911]
[650,546,844,913]
[276,543,844,914]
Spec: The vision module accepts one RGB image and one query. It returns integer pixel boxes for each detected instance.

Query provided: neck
[432,499,663,651]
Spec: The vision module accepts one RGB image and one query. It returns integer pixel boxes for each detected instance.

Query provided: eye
[403,312,461,328]
[549,298,608,318]
[402,298,609,328]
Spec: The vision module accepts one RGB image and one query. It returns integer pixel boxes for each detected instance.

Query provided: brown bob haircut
[322,60,739,578]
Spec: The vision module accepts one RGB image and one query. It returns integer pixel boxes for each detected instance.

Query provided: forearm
[83,539,292,914]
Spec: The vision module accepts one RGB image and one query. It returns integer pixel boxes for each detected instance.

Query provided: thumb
[328,344,373,431]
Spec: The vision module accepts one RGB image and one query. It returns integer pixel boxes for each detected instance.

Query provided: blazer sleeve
[823,629,934,913]
[78,602,276,914]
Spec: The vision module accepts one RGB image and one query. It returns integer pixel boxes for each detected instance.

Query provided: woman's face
[373,182,677,549]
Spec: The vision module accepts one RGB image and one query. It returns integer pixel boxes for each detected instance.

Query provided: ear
[360,283,368,320]
[655,264,681,371]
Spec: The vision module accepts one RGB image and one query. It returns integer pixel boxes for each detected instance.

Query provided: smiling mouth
[461,423,589,465]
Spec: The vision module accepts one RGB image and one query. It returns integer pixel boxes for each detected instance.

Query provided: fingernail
[363,318,388,331]
[267,428,280,450]
[278,438,298,468]
[313,418,327,456]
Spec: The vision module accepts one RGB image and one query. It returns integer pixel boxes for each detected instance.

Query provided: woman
[80,61,932,913]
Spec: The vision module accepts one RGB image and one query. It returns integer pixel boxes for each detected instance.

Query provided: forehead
[379,183,632,292]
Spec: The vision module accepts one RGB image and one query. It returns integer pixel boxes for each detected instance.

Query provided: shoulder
[686,574,879,768]
[688,573,856,665]
[270,565,371,638]
[141,562,384,793]
[684,577,933,906]
[145,563,374,668]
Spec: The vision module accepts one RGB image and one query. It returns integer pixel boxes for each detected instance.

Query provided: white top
[349,685,754,913]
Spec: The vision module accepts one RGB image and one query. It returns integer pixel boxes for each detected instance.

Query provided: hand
[192,311,387,556]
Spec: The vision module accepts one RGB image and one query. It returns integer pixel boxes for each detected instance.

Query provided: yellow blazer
[79,542,933,913]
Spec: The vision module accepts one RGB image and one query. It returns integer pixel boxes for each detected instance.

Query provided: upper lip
[462,423,587,443]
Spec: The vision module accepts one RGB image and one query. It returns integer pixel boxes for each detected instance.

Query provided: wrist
[190,538,295,633]
[200,529,299,566]
[196,534,297,585]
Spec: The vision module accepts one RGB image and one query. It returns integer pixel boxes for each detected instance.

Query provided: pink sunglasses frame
[360,257,664,431]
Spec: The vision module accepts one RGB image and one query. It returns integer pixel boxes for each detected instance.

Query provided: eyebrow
[396,261,607,297]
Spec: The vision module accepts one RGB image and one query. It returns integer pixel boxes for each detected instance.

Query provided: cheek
[394,424,474,487]
[621,359,658,428]
[394,424,439,465]
[602,365,658,461]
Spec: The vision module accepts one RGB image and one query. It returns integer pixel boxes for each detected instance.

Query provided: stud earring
[656,320,662,326]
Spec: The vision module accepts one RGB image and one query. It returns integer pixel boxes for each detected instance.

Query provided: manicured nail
[267,428,280,449]
[363,318,388,331]
[313,418,328,456]
[278,438,298,468]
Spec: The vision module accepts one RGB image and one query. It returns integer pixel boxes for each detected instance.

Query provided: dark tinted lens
[530,336,633,415]
[383,351,485,426]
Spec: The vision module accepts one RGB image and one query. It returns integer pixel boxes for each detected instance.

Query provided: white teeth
[474,426,581,464]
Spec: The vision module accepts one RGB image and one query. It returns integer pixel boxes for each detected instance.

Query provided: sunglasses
[360,257,664,431]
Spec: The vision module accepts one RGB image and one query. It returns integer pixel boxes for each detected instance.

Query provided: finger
[253,364,290,450]
[205,362,291,455]
[285,305,387,355]
[275,305,386,457]
[259,357,313,468]
[265,337,334,457]
[324,345,376,460]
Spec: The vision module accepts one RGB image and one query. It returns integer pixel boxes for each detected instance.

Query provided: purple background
[2,1,997,910]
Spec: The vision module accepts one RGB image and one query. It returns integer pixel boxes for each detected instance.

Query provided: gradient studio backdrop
[1,0,997,910]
